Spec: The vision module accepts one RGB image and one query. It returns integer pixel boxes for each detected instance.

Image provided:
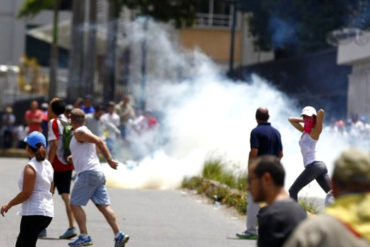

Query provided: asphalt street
[0,158,256,247]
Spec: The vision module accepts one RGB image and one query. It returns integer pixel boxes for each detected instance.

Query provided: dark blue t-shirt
[81,105,95,114]
[250,122,282,156]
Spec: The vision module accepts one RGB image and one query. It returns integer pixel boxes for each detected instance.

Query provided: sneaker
[60,227,78,239]
[236,231,258,240]
[38,229,47,238]
[114,232,130,247]
[68,235,93,246]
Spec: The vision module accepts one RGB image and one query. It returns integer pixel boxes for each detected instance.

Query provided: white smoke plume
[103,18,352,199]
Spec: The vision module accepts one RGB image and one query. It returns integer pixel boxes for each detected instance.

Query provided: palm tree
[67,0,85,100]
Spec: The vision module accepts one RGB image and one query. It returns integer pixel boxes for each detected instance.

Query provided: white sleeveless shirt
[299,133,317,166]
[69,126,101,175]
[18,157,54,217]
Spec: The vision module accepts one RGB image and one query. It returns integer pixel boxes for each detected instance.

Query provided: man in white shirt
[68,108,129,247]
[100,101,120,156]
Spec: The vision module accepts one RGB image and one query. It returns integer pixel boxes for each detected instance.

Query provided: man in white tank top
[67,108,129,247]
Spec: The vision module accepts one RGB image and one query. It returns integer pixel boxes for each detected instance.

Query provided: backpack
[60,120,73,162]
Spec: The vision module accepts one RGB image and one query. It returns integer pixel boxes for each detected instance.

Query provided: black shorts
[54,170,73,194]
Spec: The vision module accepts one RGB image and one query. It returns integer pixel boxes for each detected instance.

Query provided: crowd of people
[0,100,369,247]
[327,114,370,144]
[0,95,160,159]
[0,95,161,247]
[236,106,370,247]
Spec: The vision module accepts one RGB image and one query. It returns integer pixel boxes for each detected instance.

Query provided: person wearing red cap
[1,131,54,247]
[288,106,331,201]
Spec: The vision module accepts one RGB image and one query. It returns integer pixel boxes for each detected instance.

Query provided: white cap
[301,106,317,117]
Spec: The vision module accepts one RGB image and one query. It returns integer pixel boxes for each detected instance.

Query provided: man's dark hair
[50,98,66,115]
[94,104,104,112]
[254,155,285,186]
[256,107,269,122]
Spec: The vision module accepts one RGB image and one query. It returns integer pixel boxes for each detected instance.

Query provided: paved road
[0,158,256,247]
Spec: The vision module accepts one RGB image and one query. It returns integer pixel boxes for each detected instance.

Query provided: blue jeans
[289,161,331,201]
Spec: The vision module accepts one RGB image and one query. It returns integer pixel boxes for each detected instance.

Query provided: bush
[299,199,319,214]
[201,159,247,191]
[182,158,248,215]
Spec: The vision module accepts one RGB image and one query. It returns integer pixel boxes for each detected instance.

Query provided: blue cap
[24,131,46,149]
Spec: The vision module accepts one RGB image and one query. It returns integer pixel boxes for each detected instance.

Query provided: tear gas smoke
[103,19,355,199]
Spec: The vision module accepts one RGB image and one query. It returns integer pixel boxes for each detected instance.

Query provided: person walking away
[249,155,307,247]
[1,106,16,148]
[41,102,49,141]
[64,104,74,120]
[1,131,54,247]
[47,98,77,239]
[288,106,331,201]
[68,108,129,247]
[24,100,43,133]
[115,96,135,139]
[101,101,120,156]
[85,105,105,137]
[81,95,95,114]
[236,107,283,240]
[284,148,370,247]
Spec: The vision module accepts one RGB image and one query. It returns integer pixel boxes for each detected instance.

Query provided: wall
[179,27,242,64]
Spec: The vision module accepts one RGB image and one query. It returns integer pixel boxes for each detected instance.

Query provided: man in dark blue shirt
[237,107,283,239]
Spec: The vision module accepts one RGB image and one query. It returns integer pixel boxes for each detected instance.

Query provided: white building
[337,31,370,120]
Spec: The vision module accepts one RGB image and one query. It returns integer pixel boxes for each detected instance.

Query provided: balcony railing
[195,13,232,28]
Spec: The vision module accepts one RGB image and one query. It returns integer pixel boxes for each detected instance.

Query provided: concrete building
[0,0,71,107]
[337,31,370,120]
[0,0,273,107]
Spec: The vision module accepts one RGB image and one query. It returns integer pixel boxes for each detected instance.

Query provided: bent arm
[312,109,324,137]
[288,117,304,132]
[1,165,35,216]
[48,140,57,163]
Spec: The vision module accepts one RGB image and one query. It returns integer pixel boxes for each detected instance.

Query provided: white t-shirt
[18,157,54,217]
[101,113,120,140]
[70,126,101,175]
[48,114,69,165]
[299,133,317,166]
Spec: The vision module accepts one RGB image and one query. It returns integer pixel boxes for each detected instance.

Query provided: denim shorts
[70,170,111,206]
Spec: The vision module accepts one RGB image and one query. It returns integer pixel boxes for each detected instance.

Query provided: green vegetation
[201,159,247,191]
[182,158,319,215]
[182,158,247,214]
[299,199,319,214]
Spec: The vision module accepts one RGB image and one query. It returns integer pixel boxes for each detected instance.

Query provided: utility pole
[140,17,149,111]
[228,0,238,78]
[49,0,60,100]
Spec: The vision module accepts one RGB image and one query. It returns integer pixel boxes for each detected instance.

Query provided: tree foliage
[243,0,370,57]
[18,0,71,18]
[18,0,53,18]
[109,0,201,27]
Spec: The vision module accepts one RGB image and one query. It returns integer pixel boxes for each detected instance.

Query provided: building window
[195,0,234,28]
[25,25,69,68]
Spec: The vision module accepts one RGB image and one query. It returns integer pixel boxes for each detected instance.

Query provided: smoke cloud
[268,16,297,49]
[102,19,352,200]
